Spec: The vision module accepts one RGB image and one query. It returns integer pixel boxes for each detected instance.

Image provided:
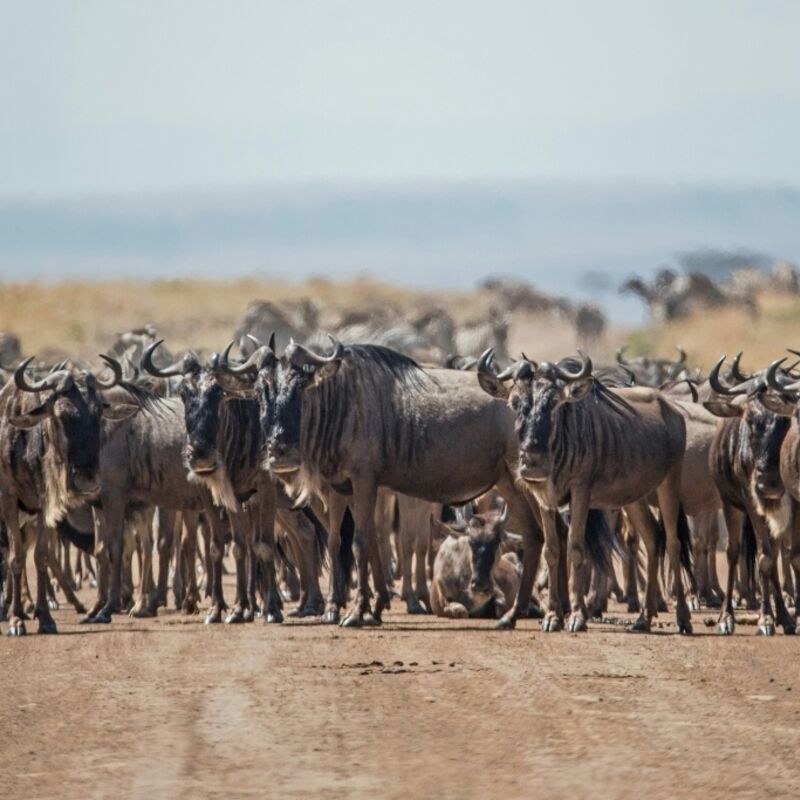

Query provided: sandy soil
[3,569,800,800]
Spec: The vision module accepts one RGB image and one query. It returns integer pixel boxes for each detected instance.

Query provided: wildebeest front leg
[625,500,660,632]
[717,504,742,634]
[204,512,228,624]
[225,512,250,624]
[32,518,57,634]
[565,489,590,632]
[496,483,544,630]
[2,496,27,636]
[657,473,692,634]
[341,481,389,627]
[85,497,125,623]
[46,529,86,615]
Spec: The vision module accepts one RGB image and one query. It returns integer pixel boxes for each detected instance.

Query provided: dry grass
[1,279,798,372]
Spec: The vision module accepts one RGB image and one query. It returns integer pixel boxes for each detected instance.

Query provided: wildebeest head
[431,505,516,597]
[9,355,137,495]
[265,337,345,473]
[477,349,594,482]
[142,339,228,474]
[704,355,789,502]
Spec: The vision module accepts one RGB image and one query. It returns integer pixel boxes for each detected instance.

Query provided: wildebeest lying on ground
[428,506,522,619]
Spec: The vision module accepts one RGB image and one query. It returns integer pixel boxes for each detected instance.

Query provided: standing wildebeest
[0,357,137,635]
[143,340,325,621]
[429,506,521,619]
[219,337,546,629]
[615,345,688,387]
[477,350,692,633]
[705,357,795,635]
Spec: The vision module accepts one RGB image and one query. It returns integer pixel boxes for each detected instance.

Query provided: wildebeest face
[744,402,789,501]
[12,382,134,496]
[516,369,593,482]
[180,371,225,474]
[705,394,789,501]
[266,363,308,473]
[467,515,505,595]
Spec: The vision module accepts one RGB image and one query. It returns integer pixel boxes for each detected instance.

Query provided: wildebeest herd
[3,318,800,643]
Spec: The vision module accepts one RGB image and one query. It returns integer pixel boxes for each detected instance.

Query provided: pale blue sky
[1,1,799,197]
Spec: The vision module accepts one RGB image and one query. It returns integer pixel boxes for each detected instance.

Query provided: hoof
[677,621,693,635]
[48,598,60,611]
[757,619,776,636]
[656,597,669,613]
[631,616,651,633]
[73,603,87,615]
[362,612,381,627]
[204,611,222,624]
[242,608,256,623]
[265,610,284,624]
[541,613,563,633]
[626,599,641,614]
[688,597,700,612]
[526,602,545,620]
[717,615,735,635]
[225,609,245,624]
[81,611,112,624]
[782,622,796,636]
[406,602,428,615]
[321,609,340,625]
[299,604,325,618]
[340,612,363,628]
[129,607,156,619]
[705,595,722,610]
[494,615,516,630]
[6,619,26,636]
[37,620,58,635]
[567,614,588,633]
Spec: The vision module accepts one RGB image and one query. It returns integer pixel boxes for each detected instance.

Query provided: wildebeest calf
[429,508,521,619]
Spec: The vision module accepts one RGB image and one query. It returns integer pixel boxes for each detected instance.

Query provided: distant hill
[1,181,798,322]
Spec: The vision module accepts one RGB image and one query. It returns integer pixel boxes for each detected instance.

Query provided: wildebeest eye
[510,395,521,411]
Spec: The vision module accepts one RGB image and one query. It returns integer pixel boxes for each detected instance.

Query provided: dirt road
[3,577,800,800]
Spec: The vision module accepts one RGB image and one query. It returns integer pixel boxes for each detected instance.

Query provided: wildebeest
[218,337,547,629]
[477,350,692,633]
[428,506,521,619]
[0,356,138,635]
[615,345,688,387]
[143,339,326,622]
[705,357,795,635]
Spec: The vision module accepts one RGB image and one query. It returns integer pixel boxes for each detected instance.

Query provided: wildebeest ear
[756,393,796,417]
[8,401,52,428]
[477,372,510,399]
[562,377,593,403]
[310,360,342,387]
[101,402,140,421]
[429,515,454,540]
[702,400,743,418]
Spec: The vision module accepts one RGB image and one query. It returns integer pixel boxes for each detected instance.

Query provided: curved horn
[477,348,496,376]
[674,345,687,365]
[730,351,751,383]
[615,345,629,366]
[245,333,262,349]
[287,335,345,369]
[14,357,73,394]
[142,340,183,378]
[268,332,276,352]
[553,350,592,382]
[708,356,747,396]
[498,503,509,526]
[219,341,273,375]
[766,357,791,392]
[95,354,123,389]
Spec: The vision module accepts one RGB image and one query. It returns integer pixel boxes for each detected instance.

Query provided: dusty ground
[3,569,800,800]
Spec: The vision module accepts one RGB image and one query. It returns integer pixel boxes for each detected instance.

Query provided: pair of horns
[15,354,123,394]
[478,349,592,383]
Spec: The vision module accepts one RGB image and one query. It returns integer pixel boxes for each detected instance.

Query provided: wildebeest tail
[301,506,329,573]
[742,513,757,590]
[676,504,694,588]
[338,507,356,586]
[56,518,95,554]
[654,505,694,588]
[584,509,620,579]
